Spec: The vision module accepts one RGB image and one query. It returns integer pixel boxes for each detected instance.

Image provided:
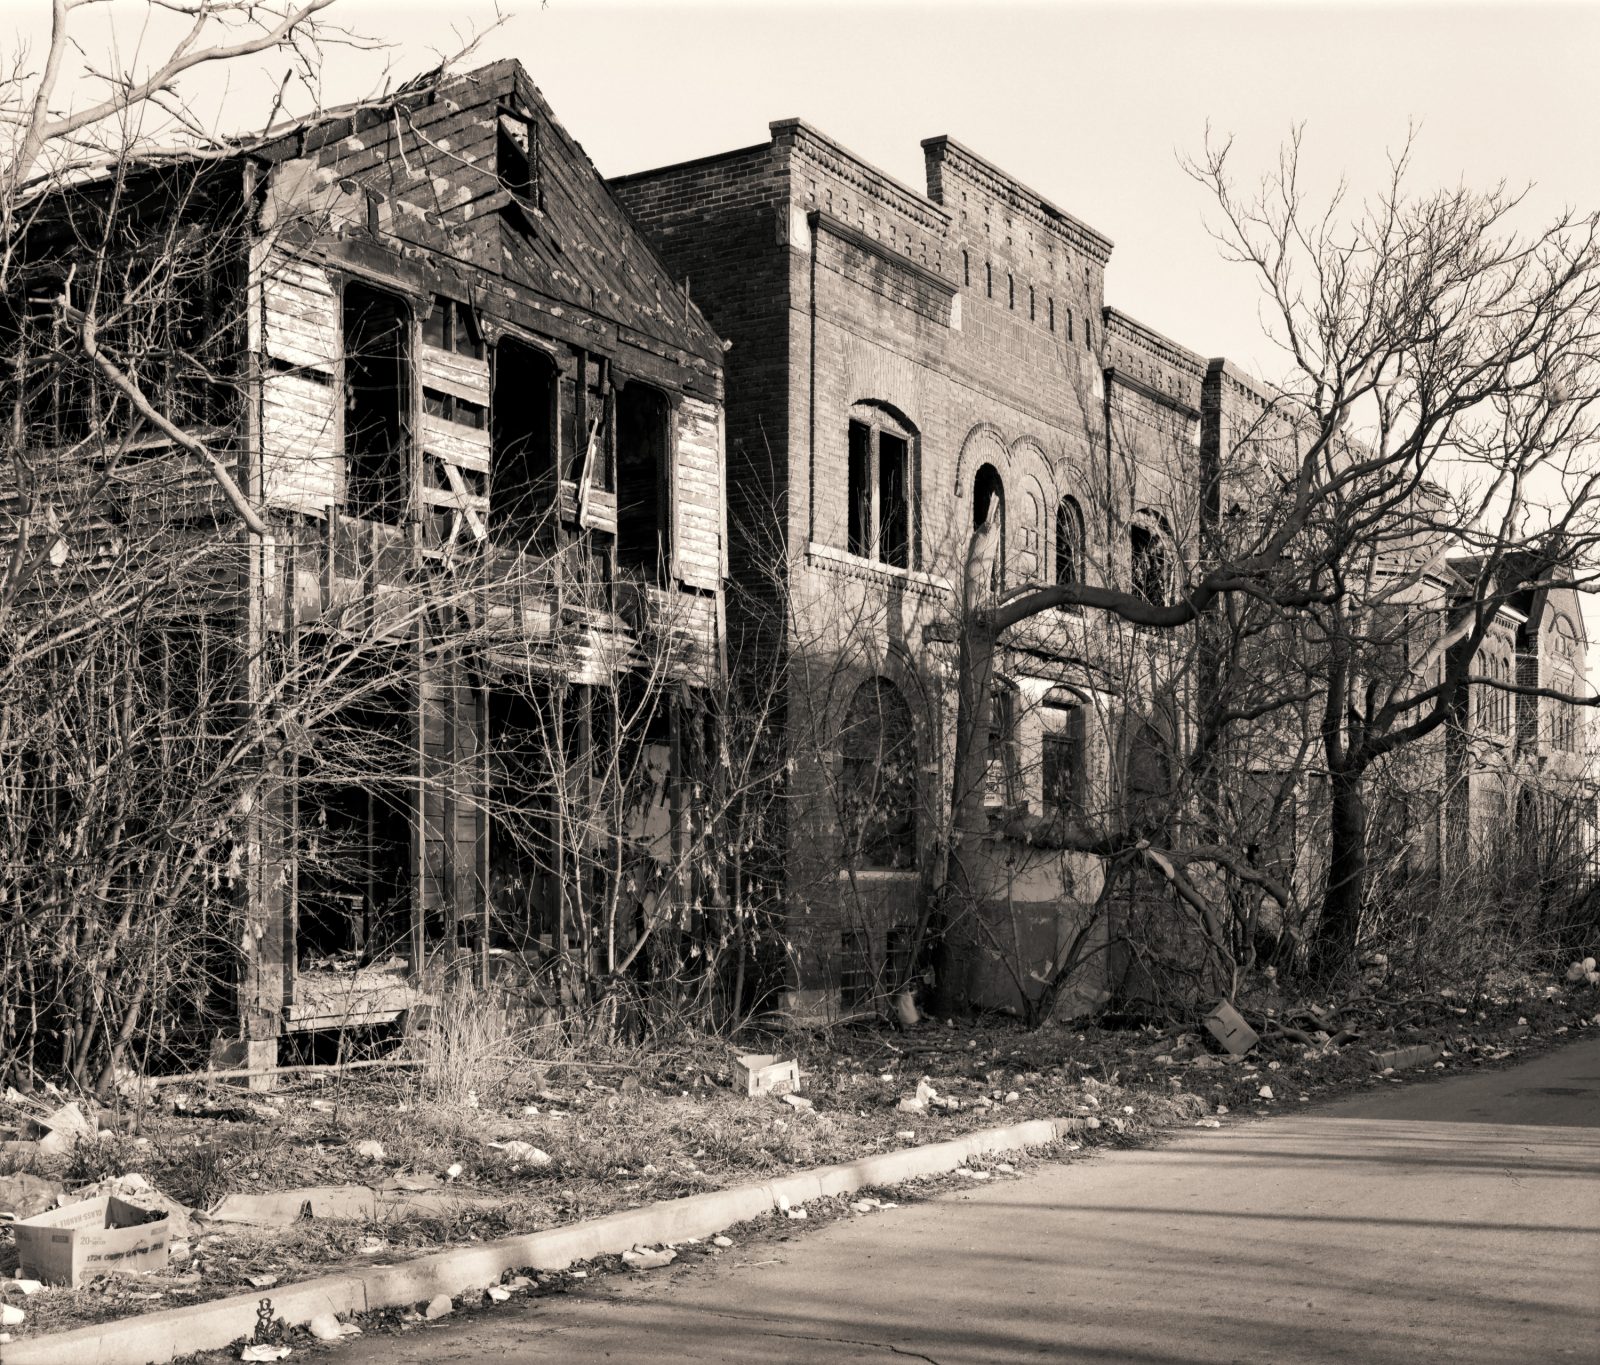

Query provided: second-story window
[343,281,411,524]
[421,296,484,360]
[1055,495,1084,609]
[1130,517,1170,608]
[847,410,913,570]
[616,380,672,585]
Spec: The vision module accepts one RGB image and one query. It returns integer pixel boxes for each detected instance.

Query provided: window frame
[845,408,916,571]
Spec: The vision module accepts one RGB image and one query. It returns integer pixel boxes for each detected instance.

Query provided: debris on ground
[1203,1000,1259,1055]
[422,1293,453,1320]
[733,1054,801,1097]
[488,1140,552,1166]
[0,1172,63,1222]
[350,1139,385,1161]
[621,1245,676,1270]
[240,1344,292,1361]
[29,1102,98,1157]
[307,1312,360,1340]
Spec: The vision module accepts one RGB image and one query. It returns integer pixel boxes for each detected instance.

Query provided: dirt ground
[2,969,1597,1353]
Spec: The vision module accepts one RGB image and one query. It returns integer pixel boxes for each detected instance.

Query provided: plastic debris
[485,1286,511,1303]
[0,1172,63,1222]
[712,1235,733,1247]
[1,1280,42,1296]
[0,1306,24,1328]
[489,1140,552,1166]
[423,1293,453,1319]
[1258,1085,1274,1100]
[780,1094,814,1113]
[622,1245,677,1270]
[240,1347,291,1362]
[351,1139,385,1161]
[308,1313,360,1340]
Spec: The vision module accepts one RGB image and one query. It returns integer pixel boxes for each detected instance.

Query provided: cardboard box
[14,1195,170,1287]
[1203,1000,1260,1056]
[733,1053,801,1097]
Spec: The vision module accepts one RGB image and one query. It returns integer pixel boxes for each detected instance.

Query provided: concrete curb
[0,1116,1074,1365]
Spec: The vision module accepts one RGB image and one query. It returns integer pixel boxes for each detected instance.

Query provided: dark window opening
[1008,273,1015,309]
[846,413,913,570]
[497,112,541,205]
[423,387,487,429]
[1066,308,1074,342]
[973,462,1006,592]
[962,250,971,287]
[1043,723,1082,819]
[848,419,871,558]
[1131,522,1168,607]
[491,339,558,548]
[1085,316,1093,350]
[839,677,919,870]
[986,687,1020,808]
[1029,285,1036,321]
[616,381,671,584]
[1055,496,1083,608]
[343,282,411,523]
[1048,297,1056,332]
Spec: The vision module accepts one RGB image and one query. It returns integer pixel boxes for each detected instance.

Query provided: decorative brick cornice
[1104,308,1209,380]
[809,211,958,297]
[922,136,1113,265]
[772,119,952,234]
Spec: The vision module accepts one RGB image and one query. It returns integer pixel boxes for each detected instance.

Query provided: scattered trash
[1203,1000,1259,1056]
[996,1163,1015,1174]
[897,1078,939,1114]
[485,1286,511,1303]
[240,1346,291,1362]
[781,1094,815,1113]
[68,1173,196,1239]
[622,1245,677,1270]
[248,1274,279,1289]
[0,1172,63,1222]
[423,1293,453,1319]
[959,1168,991,1180]
[445,1163,463,1182]
[308,1312,360,1340]
[1257,1085,1274,1100]
[895,992,920,1028]
[351,1139,385,1161]
[0,1305,24,1328]
[1195,1118,1222,1128]
[784,1205,809,1219]
[712,1235,733,1247]
[0,1279,42,1296]
[489,1140,552,1166]
[895,1130,916,1141]
[734,1054,801,1098]
[14,1195,170,1287]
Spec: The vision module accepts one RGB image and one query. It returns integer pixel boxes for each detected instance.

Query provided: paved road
[333,1038,1600,1364]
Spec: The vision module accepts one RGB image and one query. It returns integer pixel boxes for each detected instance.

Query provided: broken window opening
[297,656,415,969]
[973,462,1006,591]
[343,282,411,524]
[1043,713,1084,819]
[1055,495,1084,610]
[1130,518,1169,608]
[846,410,914,570]
[490,338,558,549]
[423,387,487,429]
[422,296,484,360]
[497,111,543,207]
[616,381,672,584]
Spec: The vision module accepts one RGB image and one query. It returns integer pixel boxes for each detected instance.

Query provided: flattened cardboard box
[13,1194,170,1287]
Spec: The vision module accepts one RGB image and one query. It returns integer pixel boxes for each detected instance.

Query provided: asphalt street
[330,1036,1600,1364]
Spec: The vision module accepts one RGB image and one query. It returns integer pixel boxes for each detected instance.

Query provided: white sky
[6,0,1599,379]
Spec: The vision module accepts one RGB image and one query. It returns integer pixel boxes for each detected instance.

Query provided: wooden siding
[676,396,722,591]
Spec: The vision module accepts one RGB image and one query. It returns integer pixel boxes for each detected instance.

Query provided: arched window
[973,463,1006,591]
[839,679,919,870]
[1054,496,1084,595]
[1130,514,1169,608]
[847,406,914,569]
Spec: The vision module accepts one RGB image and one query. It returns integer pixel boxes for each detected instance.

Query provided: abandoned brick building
[3,60,729,1067]
[614,120,1597,1017]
